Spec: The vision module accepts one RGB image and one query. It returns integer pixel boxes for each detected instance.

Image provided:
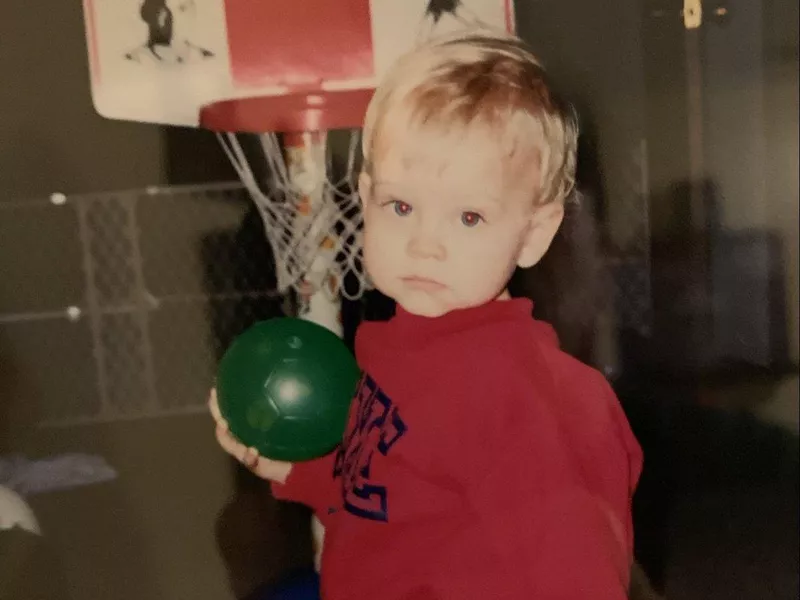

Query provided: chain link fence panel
[1,183,287,426]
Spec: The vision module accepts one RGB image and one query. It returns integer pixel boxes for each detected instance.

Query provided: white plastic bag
[0,453,117,496]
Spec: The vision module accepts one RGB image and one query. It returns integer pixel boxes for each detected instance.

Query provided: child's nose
[406,231,446,261]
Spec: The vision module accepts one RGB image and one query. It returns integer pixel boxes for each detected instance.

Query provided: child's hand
[208,388,293,485]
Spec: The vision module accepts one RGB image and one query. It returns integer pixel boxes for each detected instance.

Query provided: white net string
[216,130,371,303]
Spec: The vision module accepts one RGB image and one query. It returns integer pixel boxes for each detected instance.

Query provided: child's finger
[214,423,231,450]
[215,423,242,457]
[253,458,293,484]
[243,447,260,468]
[208,390,230,431]
[208,388,222,421]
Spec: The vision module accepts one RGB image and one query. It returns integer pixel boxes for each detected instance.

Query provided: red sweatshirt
[273,298,642,600]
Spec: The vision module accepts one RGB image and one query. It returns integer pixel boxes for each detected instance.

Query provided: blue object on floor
[250,568,320,600]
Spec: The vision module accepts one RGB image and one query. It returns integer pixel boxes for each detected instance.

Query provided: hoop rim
[199,88,374,134]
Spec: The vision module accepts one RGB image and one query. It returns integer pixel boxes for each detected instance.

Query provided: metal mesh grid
[0,183,286,426]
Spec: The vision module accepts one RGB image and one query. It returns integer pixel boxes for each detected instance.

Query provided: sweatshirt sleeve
[271,451,339,518]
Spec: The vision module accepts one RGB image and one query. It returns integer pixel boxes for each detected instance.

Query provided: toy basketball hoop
[82,0,515,332]
[200,89,375,336]
[82,0,516,574]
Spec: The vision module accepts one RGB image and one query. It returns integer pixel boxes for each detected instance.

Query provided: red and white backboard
[83,0,515,129]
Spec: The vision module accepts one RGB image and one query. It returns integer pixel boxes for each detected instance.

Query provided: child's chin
[397,297,451,319]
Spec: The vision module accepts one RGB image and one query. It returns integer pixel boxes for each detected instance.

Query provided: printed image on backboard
[371,0,515,77]
[84,0,233,126]
[83,0,514,128]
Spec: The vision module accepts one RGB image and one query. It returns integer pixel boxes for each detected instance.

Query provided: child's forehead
[372,126,539,200]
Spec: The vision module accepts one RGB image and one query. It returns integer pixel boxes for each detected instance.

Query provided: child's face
[361,133,549,318]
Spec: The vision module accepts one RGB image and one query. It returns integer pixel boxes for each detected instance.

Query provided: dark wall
[0,2,247,598]
[0,0,234,202]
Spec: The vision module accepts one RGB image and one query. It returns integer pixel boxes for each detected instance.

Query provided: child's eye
[461,211,484,227]
[392,200,413,217]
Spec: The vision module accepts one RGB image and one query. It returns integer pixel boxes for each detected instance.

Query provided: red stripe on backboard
[223,0,374,89]
[83,0,101,84]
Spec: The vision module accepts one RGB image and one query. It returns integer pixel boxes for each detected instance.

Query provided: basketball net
[216,129,370,336]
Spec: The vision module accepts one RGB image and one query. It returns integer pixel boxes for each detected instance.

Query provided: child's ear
[516,201,565,269]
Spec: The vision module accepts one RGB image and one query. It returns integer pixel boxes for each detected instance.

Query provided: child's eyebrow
[458,191,504,208]
[370,182,414,200]
[369,186,409,206]
[371,180,407,191]
[371,181,505,209]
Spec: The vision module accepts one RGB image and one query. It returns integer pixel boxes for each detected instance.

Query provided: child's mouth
[401,276,446,291]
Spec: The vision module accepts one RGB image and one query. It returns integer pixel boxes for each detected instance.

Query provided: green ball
[216,318,360,462]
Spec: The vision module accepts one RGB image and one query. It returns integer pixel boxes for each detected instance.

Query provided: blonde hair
[362,30,578,206]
